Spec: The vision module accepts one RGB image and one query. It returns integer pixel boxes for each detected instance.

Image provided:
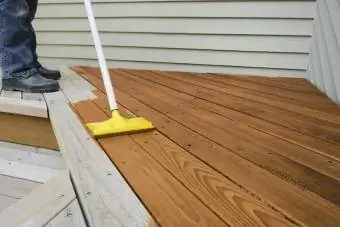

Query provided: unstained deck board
[71,66,340,226]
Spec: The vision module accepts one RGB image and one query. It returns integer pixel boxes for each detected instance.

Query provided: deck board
[74,99,295,226]
[80,91,298,226]
[0,171,75,227]
[71,66,340,226]
[45,199,86,227]
[0,195,18,213]
[90,68,340,203]
[0,174,41,199]
[117,69,340,144]
[0,141,64,170]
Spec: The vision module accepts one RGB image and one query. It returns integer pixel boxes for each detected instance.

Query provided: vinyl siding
[306,0,340,103]
[35,0,316,77]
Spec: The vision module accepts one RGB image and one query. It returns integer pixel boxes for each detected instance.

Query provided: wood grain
[199,73,334,105]
[215,73,323,93]
[121,69,340,145]
[112,71,340,178]
[106,69,340,205]
[74,100,226,226]
[90,92,297,226]
[0,141,64,170]
[45,200,86,227]
[164,71,337,111]
[0,175,40,199]
[0,112,59,150]
[76,67,340,226]
[0,171,75,227]
[0,96,48,118]
[45,90,156,227]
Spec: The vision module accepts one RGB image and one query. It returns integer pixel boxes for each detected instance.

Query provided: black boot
[2,71,60,93]
[37,66,61,80]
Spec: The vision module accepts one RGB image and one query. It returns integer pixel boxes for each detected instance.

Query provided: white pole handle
[83,0,118,111]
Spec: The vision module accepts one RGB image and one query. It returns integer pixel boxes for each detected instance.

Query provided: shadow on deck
[70,66,340,226]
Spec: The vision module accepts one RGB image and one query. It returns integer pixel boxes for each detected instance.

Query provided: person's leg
[0,0,59,92]
[26,0,61,80]
[26,0,39,67]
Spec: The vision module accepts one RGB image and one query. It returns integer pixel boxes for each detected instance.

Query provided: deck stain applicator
[84,0,155,138]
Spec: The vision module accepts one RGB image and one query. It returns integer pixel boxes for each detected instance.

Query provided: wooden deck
[0,66,339,226]
[67,66,340,226]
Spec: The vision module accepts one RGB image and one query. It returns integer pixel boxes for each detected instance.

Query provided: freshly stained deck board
[199,73,334,105]
[111,70,340,178]
[117,69,340,145]
[74,100,227,226]
[86,91,297,226]
[158,70,337,111]
[73,66,340,226]
[189,98,340,162]
[0,112,59,150]
[217,73,324,93]
[85,67,340,205]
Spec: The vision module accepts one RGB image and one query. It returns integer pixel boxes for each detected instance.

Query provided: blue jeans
[0,0,40,79]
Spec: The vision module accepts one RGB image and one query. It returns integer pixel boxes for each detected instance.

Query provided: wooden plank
[77,67,340,226]
[94,69,340,205]
[128,69,340,126]
[1,90,22,99]
[0,158,60,183]
[189,98,340,162]
[0,96,47,118]
[0,141,64,170]
[81,68,340,161]
[153,70,337,112]
[22,92,44,101]
[226,73,324,93]
[60,66,97,92]
[0,195,18,213]
[58,66,97,103]
[0,174,41,199]
[194,73,334,106]
[89,92,298,226]
[44,90,156,227]
[83,69,340,162]
[45,200,86,227]
[74,101,227,226]
[0,112,59,150]
[116,69,340,145]
[0,171,75,227]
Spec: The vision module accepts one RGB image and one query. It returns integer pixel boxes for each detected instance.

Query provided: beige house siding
[306,0,340,103]
[35,0,316,77]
